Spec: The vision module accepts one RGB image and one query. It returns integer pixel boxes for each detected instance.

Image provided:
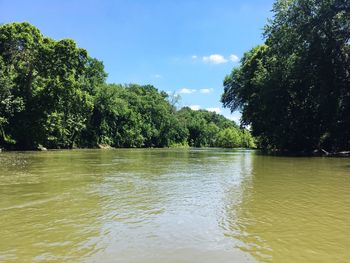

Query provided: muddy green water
[0,149,349,262]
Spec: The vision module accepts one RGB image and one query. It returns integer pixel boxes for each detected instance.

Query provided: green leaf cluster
[0,22,255,150]
[176,107,256,148]
[222,0,350,153]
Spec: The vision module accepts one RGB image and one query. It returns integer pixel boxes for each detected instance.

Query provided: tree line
[0,22,255,150]
[222,0,350,153]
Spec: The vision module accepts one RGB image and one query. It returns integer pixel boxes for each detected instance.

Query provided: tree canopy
[0,22,255,150]
[222,0,350,153]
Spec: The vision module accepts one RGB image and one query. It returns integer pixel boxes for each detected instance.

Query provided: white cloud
[199,88,214,94]
[206,107,221,114]
[203,54,228,64]
[153,74,162,79]
[229,54,239,63]
[178,88,196,94]
[189,105,200,111]
[191,53,239,65]
[225,114,241,124]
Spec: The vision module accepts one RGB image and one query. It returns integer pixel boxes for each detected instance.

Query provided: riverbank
[259,148,350,157]
[2,146,349,158]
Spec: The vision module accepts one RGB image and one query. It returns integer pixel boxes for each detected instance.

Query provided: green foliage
[0,22,255,150]
[216,128,241,148]
[83,84,189,148]
[240,129,256,148]
[222,0,350,152]
[0,22,106,149]
[176,107,254,148]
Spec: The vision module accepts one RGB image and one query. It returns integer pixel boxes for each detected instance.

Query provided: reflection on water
[0,149,349,262]
[222,155,350,262]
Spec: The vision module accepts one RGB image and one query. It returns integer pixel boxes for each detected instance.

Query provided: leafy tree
[0,57,24,145]
[240,129,256,148]
[84,84,144,147]
[167,91,182,112]
[216,128,241,148]
[222,0,350,152]
[121,84,187,147]
[0,22,255,150]
[176,107,251,148]
[0,22,106,149]
[83,84,189,148]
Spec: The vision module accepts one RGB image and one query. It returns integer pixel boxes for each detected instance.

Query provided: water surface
[0,149,349,262]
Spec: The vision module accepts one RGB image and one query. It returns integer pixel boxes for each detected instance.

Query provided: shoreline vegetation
[0,22,255,152]
[1,0,349,156]
[221,0,350,155]
[261,149,350,158]
[2,146,349,158]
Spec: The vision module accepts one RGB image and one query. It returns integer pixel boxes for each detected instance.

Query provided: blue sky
[0,0,273,123]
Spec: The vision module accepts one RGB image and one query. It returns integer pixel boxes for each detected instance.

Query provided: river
[0,149,349,262]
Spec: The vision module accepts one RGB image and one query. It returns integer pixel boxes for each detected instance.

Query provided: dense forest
[0,22,255,150]
[222,0,350,153]
[4,0,347,154]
